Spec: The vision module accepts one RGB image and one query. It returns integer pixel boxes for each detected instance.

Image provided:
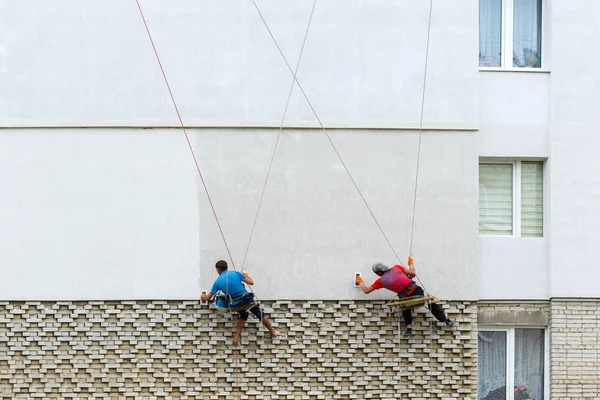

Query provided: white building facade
[0,1,598,399]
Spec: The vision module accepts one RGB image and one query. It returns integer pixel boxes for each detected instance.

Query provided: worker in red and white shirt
[357,257,454,337]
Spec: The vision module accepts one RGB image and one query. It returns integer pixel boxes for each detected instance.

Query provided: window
[479,0,543,69]
[479,161,543,237]
[478,328,546,400]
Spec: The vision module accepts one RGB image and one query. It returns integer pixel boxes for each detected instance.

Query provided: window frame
[479,0,548,72]
[478,326,550,400]
[478,159,544,238]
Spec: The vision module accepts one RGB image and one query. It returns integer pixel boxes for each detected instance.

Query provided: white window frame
[479,0,549,72]
[478,327,549,400]
[478,159,543,238]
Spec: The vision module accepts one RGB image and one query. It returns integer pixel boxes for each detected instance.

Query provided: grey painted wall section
[478,301,549,326]
[0,0,478,129]
[196,129,478,301]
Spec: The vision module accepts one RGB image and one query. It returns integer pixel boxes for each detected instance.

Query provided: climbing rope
[387,0,434,321]
[241,0,318,270]
[134,0,237,270]
[409,0,434,259]
[396,3,433,393]
[407,0,433,295]
[224,272,241,399]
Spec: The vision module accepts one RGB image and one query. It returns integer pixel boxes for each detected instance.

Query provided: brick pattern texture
[0,300,477,399]
[550,299,600,400]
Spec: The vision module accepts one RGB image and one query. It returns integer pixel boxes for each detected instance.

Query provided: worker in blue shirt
[201,260,278,345]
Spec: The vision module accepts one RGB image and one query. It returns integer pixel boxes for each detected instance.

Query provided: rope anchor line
[409,0,434,260]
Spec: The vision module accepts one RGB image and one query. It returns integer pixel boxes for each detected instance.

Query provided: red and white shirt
[370,265,415,295]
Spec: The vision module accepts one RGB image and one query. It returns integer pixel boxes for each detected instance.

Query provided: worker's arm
[243,271,254,286]
[359,281,375,294]
[356,276,376,294]
[200,292,214,302]
[403,257,416,277]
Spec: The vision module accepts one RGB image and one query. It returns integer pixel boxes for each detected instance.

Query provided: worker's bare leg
[233,318,246,346]
[261,315,278,337]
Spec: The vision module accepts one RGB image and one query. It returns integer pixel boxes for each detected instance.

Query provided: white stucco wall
[478,0,600,299]
[0,0,478,129]
[478,72,550,299]
[0,1,480,300]
[479,237,549,299]
[548,0,600,298]
[0,128,478,300]
[0,128,199,300]
[478,72,550,157]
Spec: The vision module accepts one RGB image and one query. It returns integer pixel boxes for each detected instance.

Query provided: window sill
[479,67,550,73]
[479,235,545,239]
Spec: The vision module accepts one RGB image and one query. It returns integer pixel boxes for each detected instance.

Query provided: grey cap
[372,262,389,274]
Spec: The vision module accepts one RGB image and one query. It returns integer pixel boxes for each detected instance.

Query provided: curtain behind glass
[478,331,507,400]
[521,162,543,237]
[480,0,502,67]
[513,0,542,67]
[479,164,513,235]
[515,329,545,400]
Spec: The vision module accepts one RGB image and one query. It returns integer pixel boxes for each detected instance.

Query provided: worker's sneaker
[402,328,415,337]
[445,319,455,327]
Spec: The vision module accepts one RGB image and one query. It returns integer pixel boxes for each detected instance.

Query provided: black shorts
[238,304,263,321]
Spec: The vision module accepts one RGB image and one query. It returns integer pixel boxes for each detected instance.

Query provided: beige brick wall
[0,300,477,399]
[550,299,600,400]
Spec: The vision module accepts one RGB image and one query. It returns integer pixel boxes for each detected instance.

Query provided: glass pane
[513,0,542,68]
[515,329,545,400]
[479,0,502,67]
[479,164,513,235]
[521,162,543,237]
[478,331,507,400]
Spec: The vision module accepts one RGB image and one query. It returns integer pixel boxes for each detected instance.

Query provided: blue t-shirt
[210,271,247,300]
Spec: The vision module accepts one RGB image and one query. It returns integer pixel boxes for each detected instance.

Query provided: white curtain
[521,162,543,237]
[479,0,503,67]
[515,329,545,400]
[479,164,513,235]
[513,0,542,67]
[478,331,507,400]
